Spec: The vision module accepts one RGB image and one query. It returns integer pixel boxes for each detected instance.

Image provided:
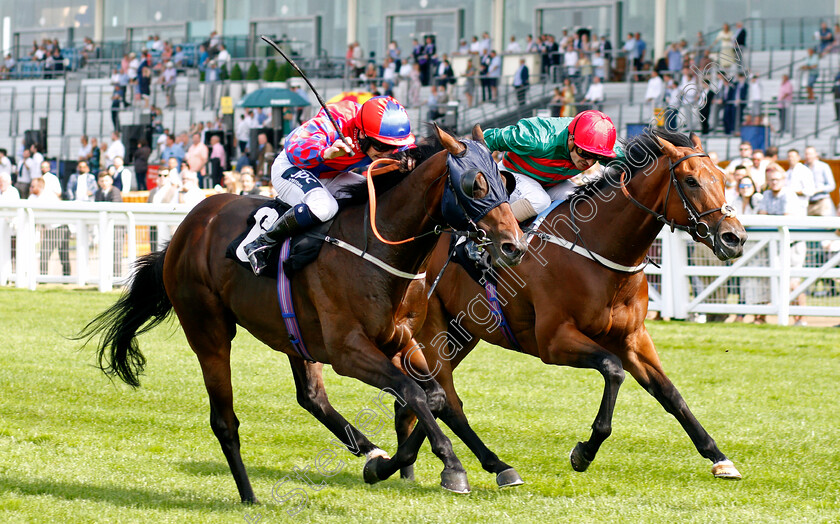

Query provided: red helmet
[355,96,415,146]
[569,110,617,158]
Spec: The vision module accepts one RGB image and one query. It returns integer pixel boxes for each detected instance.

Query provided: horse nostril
[721,232,740,247]
[501,242,522,259]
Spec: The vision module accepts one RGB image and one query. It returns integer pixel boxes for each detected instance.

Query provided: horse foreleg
[287,356,383,458]
[543,324,626,473]
[624,328,741,479]
[329,335,470,493]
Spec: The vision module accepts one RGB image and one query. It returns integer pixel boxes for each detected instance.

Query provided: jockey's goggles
[573,145,608,162]
[366,137,398,153]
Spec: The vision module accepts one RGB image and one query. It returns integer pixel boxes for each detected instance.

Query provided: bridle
[619,151,736,244]
[364,156,490,246]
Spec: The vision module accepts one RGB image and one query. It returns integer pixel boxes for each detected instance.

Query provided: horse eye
[685,177,700,187]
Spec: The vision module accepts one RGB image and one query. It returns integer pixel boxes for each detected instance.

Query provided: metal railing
[3,203,840,325]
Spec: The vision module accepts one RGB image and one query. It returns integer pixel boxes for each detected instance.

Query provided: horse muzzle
[713,218,747,260]
[487,233,528,267]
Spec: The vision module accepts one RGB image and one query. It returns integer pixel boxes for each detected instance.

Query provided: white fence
[2,202,840,325]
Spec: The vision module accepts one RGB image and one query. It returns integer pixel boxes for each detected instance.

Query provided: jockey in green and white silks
[484,109,625,222]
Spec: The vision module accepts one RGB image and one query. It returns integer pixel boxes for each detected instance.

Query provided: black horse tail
[76,247,172,388]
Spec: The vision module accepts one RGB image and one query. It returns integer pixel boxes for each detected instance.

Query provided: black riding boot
[245,206,307,276]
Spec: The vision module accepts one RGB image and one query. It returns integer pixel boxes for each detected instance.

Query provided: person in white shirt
[104,131,125,167]
[31,145,44,172]
[178,170,205,208]
[77,135,92,163]
[478,32,492,56]
[468,36,481,55]
[644,70,664,103]
[111,156,132,194]
[15,148,35,197]
[591,51,606,79]
[166,156,182,185]
[216,44,231,70]
[563,45,578,76]
[236,111,254,155]
[803,146,836,216]
[582,75,605,108]
[65,160,97,201]
[0,172,20,201]
[749,149,769,189]
[785,149,816,212]
[38,161,62,199]
[0,148,13,178]
[525,34,540,53]
[156,128,170,160]
[506,36,522,54]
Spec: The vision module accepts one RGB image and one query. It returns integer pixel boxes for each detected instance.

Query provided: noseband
[620,151,736,243]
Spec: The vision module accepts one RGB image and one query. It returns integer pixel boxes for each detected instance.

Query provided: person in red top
[245,96,415,275]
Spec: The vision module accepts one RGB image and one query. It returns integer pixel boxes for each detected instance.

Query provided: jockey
[484,109,625,222]
[245,96,415,275]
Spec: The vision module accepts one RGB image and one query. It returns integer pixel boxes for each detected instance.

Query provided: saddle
[226,199,333,278]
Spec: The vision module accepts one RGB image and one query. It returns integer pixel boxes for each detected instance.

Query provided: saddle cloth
[226,199,332,278]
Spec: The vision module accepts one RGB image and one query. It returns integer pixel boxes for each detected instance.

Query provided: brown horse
[78,126,527,503]
[389,129,748,484]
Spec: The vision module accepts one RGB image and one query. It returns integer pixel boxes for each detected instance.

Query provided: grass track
[1,287,839,523]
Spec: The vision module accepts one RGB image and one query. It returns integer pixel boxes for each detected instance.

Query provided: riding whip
[259,35,349,146]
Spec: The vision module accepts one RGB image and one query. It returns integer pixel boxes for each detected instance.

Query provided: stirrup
[245,238,275,276]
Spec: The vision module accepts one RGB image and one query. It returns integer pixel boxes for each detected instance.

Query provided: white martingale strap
[527,231,648,274]
[325,236,427,280]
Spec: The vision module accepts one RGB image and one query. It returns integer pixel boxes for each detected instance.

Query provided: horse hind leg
[624,328,741,479]
[175,291,258,503]
[394,402,417,481]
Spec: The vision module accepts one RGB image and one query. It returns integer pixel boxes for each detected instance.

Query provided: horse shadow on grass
[174,459,475,496]
[0,474,244,511]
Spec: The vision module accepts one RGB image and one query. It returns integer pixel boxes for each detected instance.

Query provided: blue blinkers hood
[441,139,509,231]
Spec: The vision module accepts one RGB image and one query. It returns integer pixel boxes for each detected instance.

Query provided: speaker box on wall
[121,124,152,164]
[23,130,46,154]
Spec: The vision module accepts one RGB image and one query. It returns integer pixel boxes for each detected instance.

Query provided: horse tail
[76,247,172,388]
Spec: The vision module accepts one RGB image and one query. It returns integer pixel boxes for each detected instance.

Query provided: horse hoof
[712,460,742,479]
[496,467,524,488]
[440,469,471,494]
[570,442,592,472]
[363,456,387,485]
[400,465,415,482]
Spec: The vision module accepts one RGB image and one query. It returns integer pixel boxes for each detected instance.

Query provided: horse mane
[336,136,445,208]
[572,128,695,199]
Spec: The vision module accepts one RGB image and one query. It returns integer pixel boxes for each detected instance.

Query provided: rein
[526,150,736,274]
[364,156,491,245]
[619,152,736,243]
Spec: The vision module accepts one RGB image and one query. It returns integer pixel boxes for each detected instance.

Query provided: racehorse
[388,129,748,484]
[78,126,527,503]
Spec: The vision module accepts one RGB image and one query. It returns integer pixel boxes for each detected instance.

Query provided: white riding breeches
[271,153,366,223]
[504,167,576,215]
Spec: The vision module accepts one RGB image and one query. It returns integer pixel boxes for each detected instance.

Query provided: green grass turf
[1,287,839,523]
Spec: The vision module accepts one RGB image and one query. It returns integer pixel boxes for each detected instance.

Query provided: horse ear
[689,132,704,151]
[656,136,681,161]
[434,123,466,156]
[471,124,485,145]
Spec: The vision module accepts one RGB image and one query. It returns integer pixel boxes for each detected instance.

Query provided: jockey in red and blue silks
[245,96,416,275]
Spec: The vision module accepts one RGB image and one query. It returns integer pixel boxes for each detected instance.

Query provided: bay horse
[78,126,527,503]
[389,129,748,484]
